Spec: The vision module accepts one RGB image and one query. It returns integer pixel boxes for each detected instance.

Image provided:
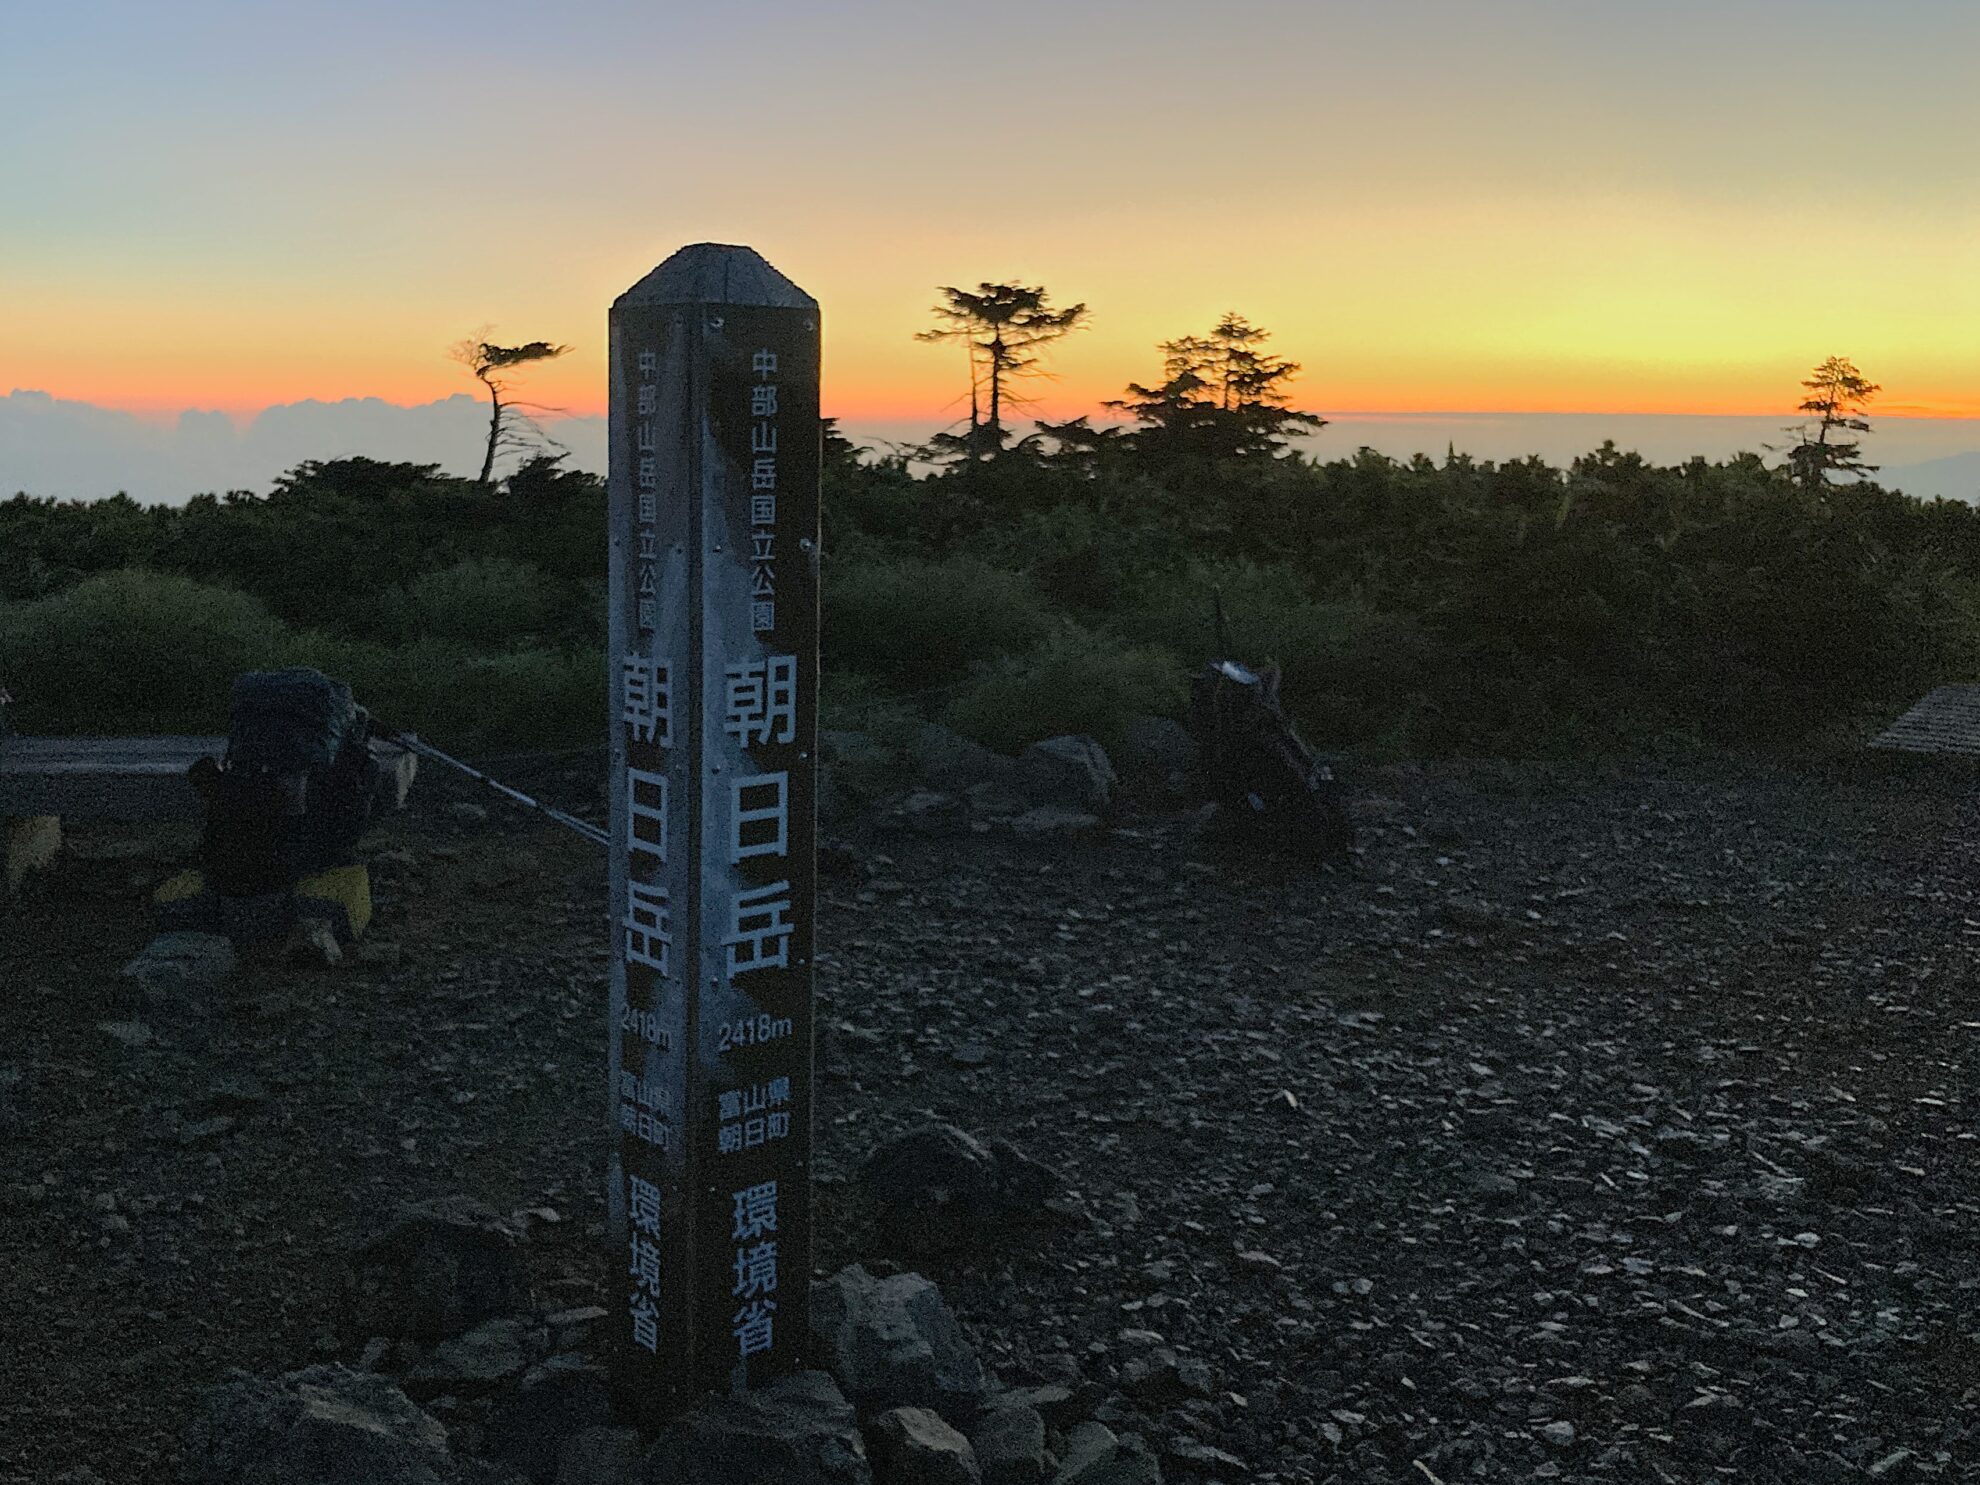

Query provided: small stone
[1118,1348,1183,1400]
[180,1115,238,1146]
[1164,1437,1246,1472]
[447,801,490,826]
[285,920,343,967]
[949,1041,993,1068]
[119,931,236,1010]
[1541,1421,1576,1447]
[98,1019,154,1049]
[868,1406,981,1485]
[204,1074,269,1112]
[1009,807,1101,839]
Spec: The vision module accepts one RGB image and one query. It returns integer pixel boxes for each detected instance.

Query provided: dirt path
[3,753,1976,1482]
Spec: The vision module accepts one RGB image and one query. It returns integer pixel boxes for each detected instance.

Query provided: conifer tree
[917,283,1087,461]
[1109,313,1325,462]
[1775,356,1880,492]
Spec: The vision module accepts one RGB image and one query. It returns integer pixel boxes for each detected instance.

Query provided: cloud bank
[3,389,1976,506]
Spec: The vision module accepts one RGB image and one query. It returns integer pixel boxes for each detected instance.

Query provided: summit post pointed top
[615,243,816,311]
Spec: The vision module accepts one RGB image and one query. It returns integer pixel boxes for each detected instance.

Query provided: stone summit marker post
[606,243,819,1423]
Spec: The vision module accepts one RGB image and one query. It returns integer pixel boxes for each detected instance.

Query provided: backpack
[1189,659,1355,862]
[196,668,379,896]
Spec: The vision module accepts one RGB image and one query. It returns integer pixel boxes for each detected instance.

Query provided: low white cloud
[3,389,1976,506]
[0,389,609,505]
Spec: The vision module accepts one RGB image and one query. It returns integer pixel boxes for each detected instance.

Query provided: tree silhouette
[917,283,1087,461]
[1108,313,1325,463]
[450,333,572,487]
[1773,356,1880,493]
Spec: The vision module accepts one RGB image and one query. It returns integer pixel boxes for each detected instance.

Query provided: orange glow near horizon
[7,1,1978,456]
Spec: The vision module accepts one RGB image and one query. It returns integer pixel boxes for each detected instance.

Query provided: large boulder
[860,1124,1067,1253]
[968,1398,1047,1485]
[640,1370,871,1485]
[809,1265,987,1423]
[400,1317,538,1401]
[866,1407,981,1485]
[911,725,1019,794]
[347,1196,533,1344]
[1112,718,1196,800]
[1017,738,1115,815]
[1051,1424,1161,1485]
[185,1364,460,1485]
[486,1356,612,1484]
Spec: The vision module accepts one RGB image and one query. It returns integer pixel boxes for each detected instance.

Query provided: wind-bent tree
[1774,356,1880,492]
[1108,313,1326,463]
[450,333,572,487]
[917,283,1087,461]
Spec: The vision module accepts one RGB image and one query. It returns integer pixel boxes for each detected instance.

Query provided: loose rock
[810,1265,987,1422]
[968,1398,1048,1485]
[119,932,235,1012]
[347,1197,533,1344]
[184,1363,459,1485]
[866,1406,981,1485]
[640,1370,872,1485]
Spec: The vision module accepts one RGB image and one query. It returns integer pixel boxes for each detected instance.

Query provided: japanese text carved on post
[606,243,819,1421]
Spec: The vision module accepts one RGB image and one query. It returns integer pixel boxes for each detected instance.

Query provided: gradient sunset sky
[6,0,1976,429]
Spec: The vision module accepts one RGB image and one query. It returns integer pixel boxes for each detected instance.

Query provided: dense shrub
[823,552,1055,694]
[943,628,1184,755]
[0,569,286,733]
[0,568,604,750]
[7,441,1978,759]
[376,557,568,648]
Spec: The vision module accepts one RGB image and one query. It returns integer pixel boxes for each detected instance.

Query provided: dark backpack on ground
[194,668,378,896]
[1189,659,1355,862]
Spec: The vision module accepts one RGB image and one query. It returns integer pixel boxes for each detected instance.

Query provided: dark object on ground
[346,1196,534,1345]
[808,1265,987,1423]
[1188,659,1353,863]
[639,1370,873,1485]
[185,1363,462,1485]
[859,1124,1067,1253]
[192,668,379,897]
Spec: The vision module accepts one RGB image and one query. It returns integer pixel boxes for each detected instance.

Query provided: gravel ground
[3,751,1977,1483]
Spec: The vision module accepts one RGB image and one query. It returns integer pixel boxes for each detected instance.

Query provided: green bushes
[9,443,1980,762]
[0,568,604,750]
[943,628,1183,755]
[0,569,287,733]
[823,552,1055,693]
[375,557,568,648]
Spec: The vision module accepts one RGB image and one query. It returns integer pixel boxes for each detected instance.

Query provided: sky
[4,0,1978,496]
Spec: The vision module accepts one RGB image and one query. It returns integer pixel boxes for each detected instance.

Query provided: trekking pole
[374,727,611,848]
